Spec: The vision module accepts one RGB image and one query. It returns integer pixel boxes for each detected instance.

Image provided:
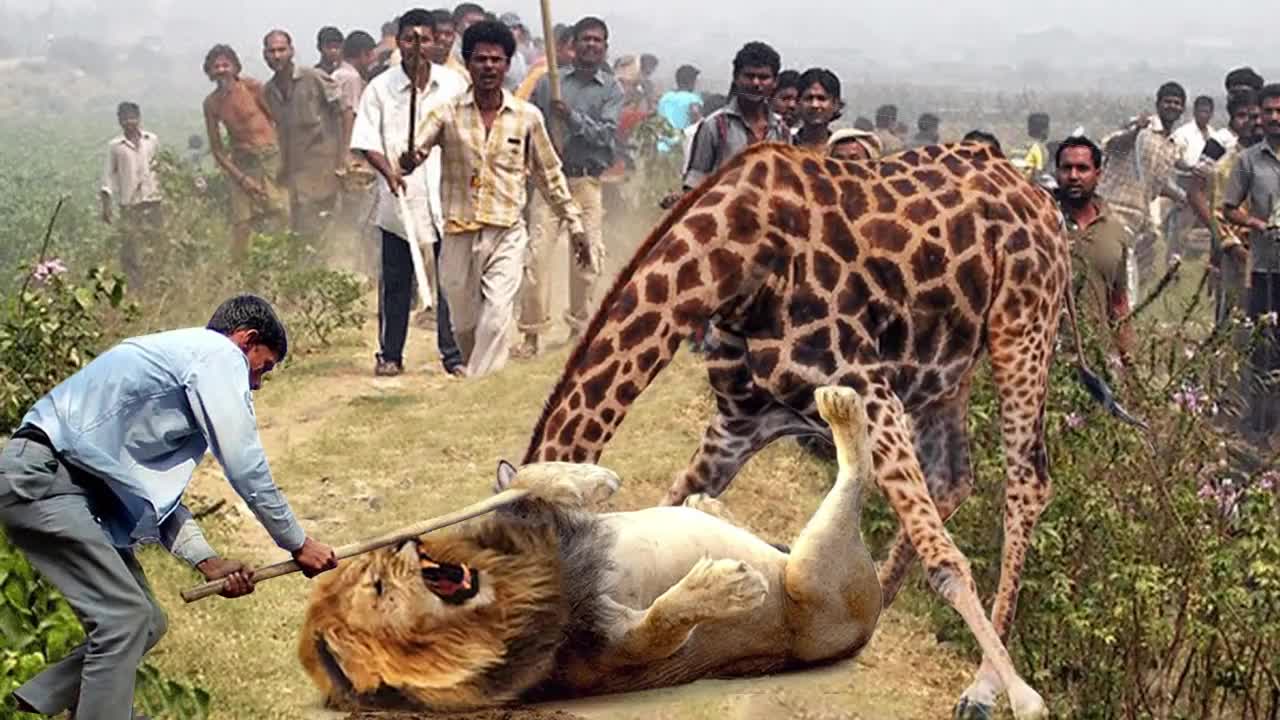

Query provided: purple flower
[31,258,67,284]
[1064,412,1085,430]
[1171,383,1210,416]
[1259,471,1278,492]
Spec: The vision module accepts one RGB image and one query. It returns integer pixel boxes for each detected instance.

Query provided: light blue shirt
[22,327,305,564]
[658,90,701,132]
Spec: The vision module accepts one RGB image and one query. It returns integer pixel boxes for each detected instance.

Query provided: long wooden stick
[539,0,562,103]
[181,488,530,603]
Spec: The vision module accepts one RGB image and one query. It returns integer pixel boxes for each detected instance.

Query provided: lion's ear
[495,460,518,492]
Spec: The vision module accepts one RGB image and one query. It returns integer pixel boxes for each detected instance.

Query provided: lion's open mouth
[419,552,481,605]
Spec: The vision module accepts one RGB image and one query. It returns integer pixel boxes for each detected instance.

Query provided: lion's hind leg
[781,386,882,662]
[602,557,767,664]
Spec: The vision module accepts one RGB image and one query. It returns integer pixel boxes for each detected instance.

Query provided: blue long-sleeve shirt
[22,327,306,565]
[531,65,624,175]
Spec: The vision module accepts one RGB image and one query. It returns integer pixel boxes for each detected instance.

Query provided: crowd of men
[96,8,1280,439]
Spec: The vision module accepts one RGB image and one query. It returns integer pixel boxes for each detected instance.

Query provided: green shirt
[1065,198,1135,330]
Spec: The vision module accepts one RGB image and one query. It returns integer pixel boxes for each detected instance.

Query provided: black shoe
[375,359,404,377]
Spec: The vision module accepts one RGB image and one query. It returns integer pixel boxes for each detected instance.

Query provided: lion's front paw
[681,557,769,618]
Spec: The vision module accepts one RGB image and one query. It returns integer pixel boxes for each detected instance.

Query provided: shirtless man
[202,44,288,261]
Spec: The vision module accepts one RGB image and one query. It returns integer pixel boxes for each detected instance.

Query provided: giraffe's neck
[522,153,789,465]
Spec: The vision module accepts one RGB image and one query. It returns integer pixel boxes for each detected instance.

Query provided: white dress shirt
[101,131,162,207]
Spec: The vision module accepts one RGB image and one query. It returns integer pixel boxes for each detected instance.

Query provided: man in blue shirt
[0,294,337,720]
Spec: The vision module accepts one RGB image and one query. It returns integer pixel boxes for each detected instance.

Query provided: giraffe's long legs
[877,389,976,607]
[957,287,1059,719]
[862,379,1045,720]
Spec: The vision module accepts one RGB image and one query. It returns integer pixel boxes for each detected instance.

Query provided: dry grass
[135,317,974,720]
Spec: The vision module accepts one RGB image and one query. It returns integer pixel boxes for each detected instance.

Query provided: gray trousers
[0,438,167,719]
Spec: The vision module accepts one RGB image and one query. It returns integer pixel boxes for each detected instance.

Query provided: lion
[298,386,882,712]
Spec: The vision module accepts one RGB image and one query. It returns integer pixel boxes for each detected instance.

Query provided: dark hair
[1227,88,1259,116]
[263,29,292,47]
[1156,81,1186,103]
[1028,112,1050,137]
[853,116,874,131]
[573,16,609,41]
[798,67,841,102]
[918,112,939,132]
[202,44,242,78]
[1193,95,1214,110]
[1055,135,1103,170]
[117,101,140,117]
[462,19,516,61]
[452,2,484,22]
[962,129,1001,153]
[342,31,377,59]
[731,41,780,78]
[1225,66,1265,92]
[431,9,455,27]
[775,69,801,93]
[207,294,289,359]
[875,104,897,128]
[317,26,343,47]
[1260,83,1280,107]
[641,53,658,71]
[380,20,398,37]
[675,64,700,89]
[399,8,436,35]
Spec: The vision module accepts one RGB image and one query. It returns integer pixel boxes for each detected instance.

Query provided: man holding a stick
[351,8,469,378]
[402,19,589,378]
[0,294,337,720]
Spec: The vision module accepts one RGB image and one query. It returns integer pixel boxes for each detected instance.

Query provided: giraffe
[516,140,1115,719]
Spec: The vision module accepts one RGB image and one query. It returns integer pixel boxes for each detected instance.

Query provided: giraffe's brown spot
[569,392,582,410]
[609,284,639,321]
[877,308,909,360]
[891,366,918,399]
[685,213,719,245]
[905,197,940,225]
[913,312,942,362]
[889,178,918,197]
[587,337,615,366]
[972,175,1000,197]
[644,273,670,305]
[547,408,568,438]
[864,218,913,253]
[616,381,641,406]
[581,360,621,409]
[811,174,837,206]
[557,415,583,446]
[769,197,811,237]
[923,145,943,160]
[571,447,590,463]
[918,285,956,311]
[823,159,847,176]
[747,160,770,188]
[918,370,943,397]
[913,169,947,192]
[839,180,869,219]
[946,212,977,255]
[662,237,690,262]
[845,162,872,180]
[1010,257,1034,285]
[879,161,907,177]
[727,195,762,243]
[946,316,980,358]
[823,211,859,263]
[792,327,838,375]
[673,298,709,327]
[775,157,807,198]
[836,319,862,359]
[788,287,830,326]
[676,259,702,294]
[749,347,781,378]
[910,240,949,284]
[813,250,841,292]
[637,347,661,374]
[941,154,970,178]
[936,188,964,209]
[956,255,990,313]
[837,272,872,315]
[899,151,921,168]
[600,407,616,425]
[872,184,898,213]
[620,312,662,352]
[709,248,745,284]
[865,256,908,302]
[583,420,605,443]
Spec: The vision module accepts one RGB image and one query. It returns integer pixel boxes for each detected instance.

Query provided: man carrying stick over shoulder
[0,294,337,720]
[401,19,591,378]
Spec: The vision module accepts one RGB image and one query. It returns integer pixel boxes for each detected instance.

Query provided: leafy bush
[0,262,136,432]
[861,286,1280,719]
[240,231,367,349]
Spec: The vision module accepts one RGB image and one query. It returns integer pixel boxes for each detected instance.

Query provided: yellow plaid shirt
[414,89,583,236]
[1098,123,1180,229]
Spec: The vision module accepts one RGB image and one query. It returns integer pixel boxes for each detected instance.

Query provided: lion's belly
[598,507,787,609]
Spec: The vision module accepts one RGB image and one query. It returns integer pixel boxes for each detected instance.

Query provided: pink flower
[1259,471,1278,492]
[1064,412,1085,430]
[1171,383,1210,416]
[31,258,67,284]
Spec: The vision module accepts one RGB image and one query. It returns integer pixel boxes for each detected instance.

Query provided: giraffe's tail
[1061,265,1149,430]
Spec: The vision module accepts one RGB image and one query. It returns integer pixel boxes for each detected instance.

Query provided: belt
[562,166,601,178]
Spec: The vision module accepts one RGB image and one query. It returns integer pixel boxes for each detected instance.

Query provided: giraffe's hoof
[953,698,994,720]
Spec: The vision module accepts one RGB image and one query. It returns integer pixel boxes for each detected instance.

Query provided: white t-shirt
[350,63,468,242]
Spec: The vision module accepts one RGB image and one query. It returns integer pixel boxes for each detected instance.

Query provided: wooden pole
[539,0,562,103]
[401,35,432,310]
[180,488,530,603]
